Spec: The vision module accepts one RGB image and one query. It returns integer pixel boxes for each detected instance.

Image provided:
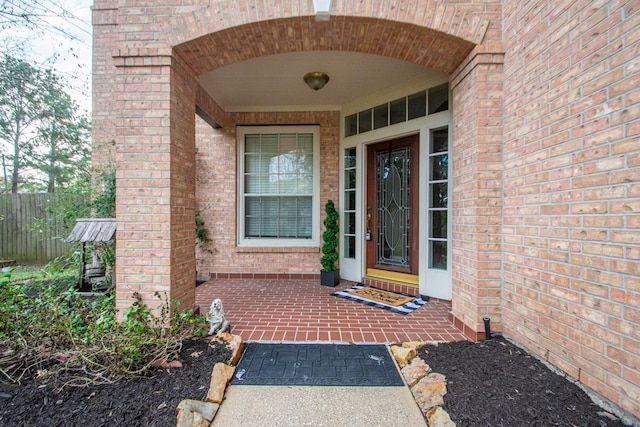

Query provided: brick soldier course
[91,0,639,419]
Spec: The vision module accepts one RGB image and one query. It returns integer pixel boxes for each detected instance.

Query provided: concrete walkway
[211,385,427,426]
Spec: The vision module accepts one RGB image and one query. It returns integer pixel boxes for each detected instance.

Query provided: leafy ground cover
[0,265,225,427]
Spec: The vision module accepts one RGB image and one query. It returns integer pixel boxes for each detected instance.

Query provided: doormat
[349,287,415,306]
[332,284,428,315]
[230,343,403,386]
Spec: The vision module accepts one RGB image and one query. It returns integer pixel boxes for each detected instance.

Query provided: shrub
[0,277,208,388]
[320,200,339,271]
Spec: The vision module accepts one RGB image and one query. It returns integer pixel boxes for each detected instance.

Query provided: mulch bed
[0,337,232,427]
[417,336,627,426]
[0,335,631,426]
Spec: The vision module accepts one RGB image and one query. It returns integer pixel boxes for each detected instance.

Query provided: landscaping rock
[390,345,416,368]
[206,362,235,404]
[426,406,456,427]
[411,372,447,413]
[402,341,429,351]
[176,399,219,427]
[401,357,430,386]
[176,409,208,427]
[215,333,244,366]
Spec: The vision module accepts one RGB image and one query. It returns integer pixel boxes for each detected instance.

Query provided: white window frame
[237,125,320,247]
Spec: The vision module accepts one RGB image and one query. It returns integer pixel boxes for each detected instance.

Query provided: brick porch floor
[195,279,467,343]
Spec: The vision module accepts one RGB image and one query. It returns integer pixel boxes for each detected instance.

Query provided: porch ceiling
[199,51,447,112]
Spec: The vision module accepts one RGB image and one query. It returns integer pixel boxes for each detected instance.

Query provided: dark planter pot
[320,269,340,287]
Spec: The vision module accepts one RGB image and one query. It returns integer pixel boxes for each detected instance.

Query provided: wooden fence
[0,194,84,263]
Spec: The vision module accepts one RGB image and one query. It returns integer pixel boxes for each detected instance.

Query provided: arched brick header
[164,0,494,77]
[173,17,473,76]
[165,0,490,48]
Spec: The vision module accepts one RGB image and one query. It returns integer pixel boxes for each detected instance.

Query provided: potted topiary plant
[320,199,340,286]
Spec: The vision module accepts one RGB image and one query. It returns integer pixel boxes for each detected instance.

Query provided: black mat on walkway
[230,343,404,386]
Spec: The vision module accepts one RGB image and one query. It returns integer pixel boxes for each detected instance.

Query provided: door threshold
[365,268,418,287]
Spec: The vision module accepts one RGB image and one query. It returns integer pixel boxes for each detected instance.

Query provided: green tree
[0,55,90,193]
[27,92,91,192]
[0,55,47,192]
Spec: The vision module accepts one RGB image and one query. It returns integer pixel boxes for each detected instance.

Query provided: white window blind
[238,127,319,246]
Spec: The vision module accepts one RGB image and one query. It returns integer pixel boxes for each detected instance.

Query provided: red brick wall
[91,0,118,171]
[502,0,640,417]
[92,2,504,318]
[93,0,502,316]
[92,0,639,418]
[111,49,198,315]
[450,50,505,340]
[168,53,198,309]
[194,111,340,277]
[166,1,503,338]
[167,1,492,76]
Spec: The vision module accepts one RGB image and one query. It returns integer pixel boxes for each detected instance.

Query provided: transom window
[237,126,320,247]
[345,83,449,137]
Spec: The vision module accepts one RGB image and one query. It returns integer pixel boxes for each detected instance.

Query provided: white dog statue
[206,298,230,335]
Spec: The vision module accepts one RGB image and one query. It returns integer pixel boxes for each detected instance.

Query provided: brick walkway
[195,279,467,343]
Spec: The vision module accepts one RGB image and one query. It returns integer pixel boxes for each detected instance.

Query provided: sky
[1,0,94,114]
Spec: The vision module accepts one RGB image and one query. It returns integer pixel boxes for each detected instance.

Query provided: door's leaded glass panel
[376,146,410,268]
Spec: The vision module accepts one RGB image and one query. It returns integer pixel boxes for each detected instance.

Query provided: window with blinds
[238,126,320,246]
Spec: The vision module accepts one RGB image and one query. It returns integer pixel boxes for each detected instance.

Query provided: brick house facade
[91,0,639,419]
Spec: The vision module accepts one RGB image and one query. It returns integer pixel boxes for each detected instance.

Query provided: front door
[366,135,419,280]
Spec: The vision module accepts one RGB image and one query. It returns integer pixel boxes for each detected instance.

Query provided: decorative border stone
[175,334,245,427]
[176,400,219,427]
[391,341,456,426]
[390,345,416,368]
[206,363,235,404]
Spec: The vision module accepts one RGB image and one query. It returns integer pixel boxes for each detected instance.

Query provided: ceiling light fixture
[303,72,330,91]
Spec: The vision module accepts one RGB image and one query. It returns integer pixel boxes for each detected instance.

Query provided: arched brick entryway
[96,0,504,339]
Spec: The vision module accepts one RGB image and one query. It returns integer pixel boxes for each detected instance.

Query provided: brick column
[113,49,197,315]
[449,48,504,340]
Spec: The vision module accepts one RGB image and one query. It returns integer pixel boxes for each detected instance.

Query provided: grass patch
[7,264,51,282]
